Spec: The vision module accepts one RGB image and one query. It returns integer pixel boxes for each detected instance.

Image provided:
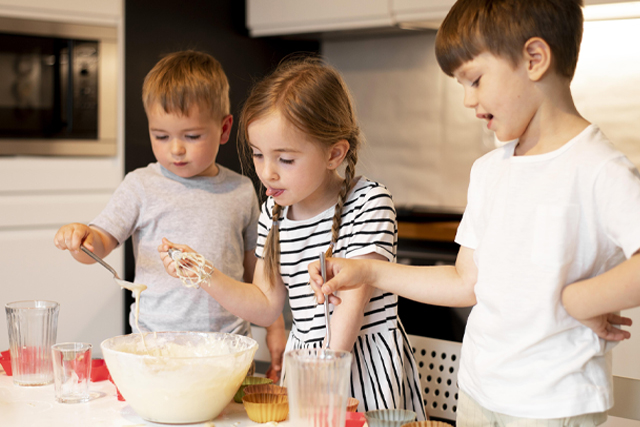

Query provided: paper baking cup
[243,384,287,396]
[347,397,360,412]
[233,376,273,403]
[401,422,453,427]
[365,409,417,427]
[242,393,289,423]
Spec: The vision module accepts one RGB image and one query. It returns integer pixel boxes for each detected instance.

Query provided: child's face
[147,103,231,178]
[247,112,334,210]
[452,51,538,143]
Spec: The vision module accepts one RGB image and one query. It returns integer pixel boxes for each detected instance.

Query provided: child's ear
[327,139,350,170]
[219,115,233,145]
[523,37,551,82]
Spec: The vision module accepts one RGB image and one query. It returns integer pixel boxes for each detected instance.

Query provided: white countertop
[0,370,295,427]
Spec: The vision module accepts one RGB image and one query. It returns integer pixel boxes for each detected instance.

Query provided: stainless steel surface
[0,16,117,157]
[80,245,121,280]
[320,252,331,350]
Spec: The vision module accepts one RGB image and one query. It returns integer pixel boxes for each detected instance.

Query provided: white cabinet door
[0,0,122,25]
[247,0,394,36]
[393,0,454,29]
[0,228,124,358]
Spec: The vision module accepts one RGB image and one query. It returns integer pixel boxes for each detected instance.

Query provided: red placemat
[0,350,12,376]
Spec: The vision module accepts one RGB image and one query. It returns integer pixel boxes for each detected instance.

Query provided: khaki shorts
[457,389,607,427]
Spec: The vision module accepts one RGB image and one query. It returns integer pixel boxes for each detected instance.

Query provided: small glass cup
[5,300,59,386]
[285,348,352,427]
[51,342,93,403]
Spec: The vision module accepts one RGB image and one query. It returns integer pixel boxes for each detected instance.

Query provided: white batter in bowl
[101,332,258,424]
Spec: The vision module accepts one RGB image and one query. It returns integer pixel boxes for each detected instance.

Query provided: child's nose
[463,88,477,109]
[170,139,186,156]
[263,161,279,181]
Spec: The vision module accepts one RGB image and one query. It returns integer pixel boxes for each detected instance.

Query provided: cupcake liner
[347,397,360,412]
[243,384,287,396]
[365,409,417,427]
[402,422,453,427]
[233,376,273,403]
[242,393,289,423]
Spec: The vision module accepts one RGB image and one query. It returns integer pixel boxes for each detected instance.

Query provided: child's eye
[252,152,263,159]
[471,77,481,88]
[185,134,202,141]
[153,134,168,141]
[280,158,294,165]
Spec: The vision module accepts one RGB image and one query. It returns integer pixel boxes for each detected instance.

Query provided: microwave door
[51,39,71,137]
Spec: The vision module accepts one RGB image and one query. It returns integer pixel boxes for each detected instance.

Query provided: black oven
[396,207,471,342]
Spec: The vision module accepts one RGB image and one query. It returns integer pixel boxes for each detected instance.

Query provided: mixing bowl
[101,332,257,424]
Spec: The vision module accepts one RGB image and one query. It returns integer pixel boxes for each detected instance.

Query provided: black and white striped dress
[255,177,426,419]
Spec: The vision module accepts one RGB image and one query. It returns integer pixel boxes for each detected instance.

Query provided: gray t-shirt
[91,162,259,335]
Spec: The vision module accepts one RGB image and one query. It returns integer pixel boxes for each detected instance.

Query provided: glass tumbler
[5,300,59,386]
[52,342,93,403]
[285,348,353,427]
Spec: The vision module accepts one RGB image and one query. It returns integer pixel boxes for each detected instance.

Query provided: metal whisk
[320,251,331,349]
[167,248,214,289]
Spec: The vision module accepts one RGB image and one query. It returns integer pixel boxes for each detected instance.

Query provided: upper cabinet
[392,0,455,30]
[247,0,395,37]
[0,0,122,26]
[246,0,640,37]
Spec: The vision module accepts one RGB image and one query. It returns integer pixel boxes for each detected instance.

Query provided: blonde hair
[142,50,230,119]
[238,56,362,287]
[436,0,584,79]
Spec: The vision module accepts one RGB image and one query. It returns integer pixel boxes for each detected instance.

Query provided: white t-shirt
[455,125,640,418]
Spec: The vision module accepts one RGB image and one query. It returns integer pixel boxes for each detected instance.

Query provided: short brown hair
[435,0,584,79]
[142,50,230,119]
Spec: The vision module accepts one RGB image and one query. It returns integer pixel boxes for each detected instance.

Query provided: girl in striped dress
[159,56,425,419]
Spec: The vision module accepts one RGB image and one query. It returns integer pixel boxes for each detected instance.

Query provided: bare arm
[242,249,287,381]
[160,238,286,327]
[54,223,118,263]
[264,314,286,382]
[326,253,378,352]
[311,246,477,308]
[563,252,640,319]
[560,251,638,341]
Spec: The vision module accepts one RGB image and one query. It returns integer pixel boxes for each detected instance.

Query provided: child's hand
[579,313,632,341]
[308,257,369,305]
[54,223,93,253]
[265,320,287,383]
[158,237,197,278]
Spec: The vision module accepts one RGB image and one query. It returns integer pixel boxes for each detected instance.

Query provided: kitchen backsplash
[324,18,640,210]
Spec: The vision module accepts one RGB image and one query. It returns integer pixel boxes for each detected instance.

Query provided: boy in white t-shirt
[310,0,640,425]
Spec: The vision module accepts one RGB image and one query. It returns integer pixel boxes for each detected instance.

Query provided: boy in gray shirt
[54,50,286,381]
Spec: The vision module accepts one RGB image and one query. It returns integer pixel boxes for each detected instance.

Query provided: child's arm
[264,314,286,382]
[311,246,478,308]
[54,223,118,263]
[326,253,377,352]
[160,238,287,327]
[561,251,639,340]
[243,249,287,382]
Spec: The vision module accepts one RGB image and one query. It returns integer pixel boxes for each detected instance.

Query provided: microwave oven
[0,16,117,156]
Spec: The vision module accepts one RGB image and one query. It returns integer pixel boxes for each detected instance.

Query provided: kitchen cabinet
[0,0,124,357]
[246,0,394,36]
[247,0,640,36]
[0,0,121,25]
